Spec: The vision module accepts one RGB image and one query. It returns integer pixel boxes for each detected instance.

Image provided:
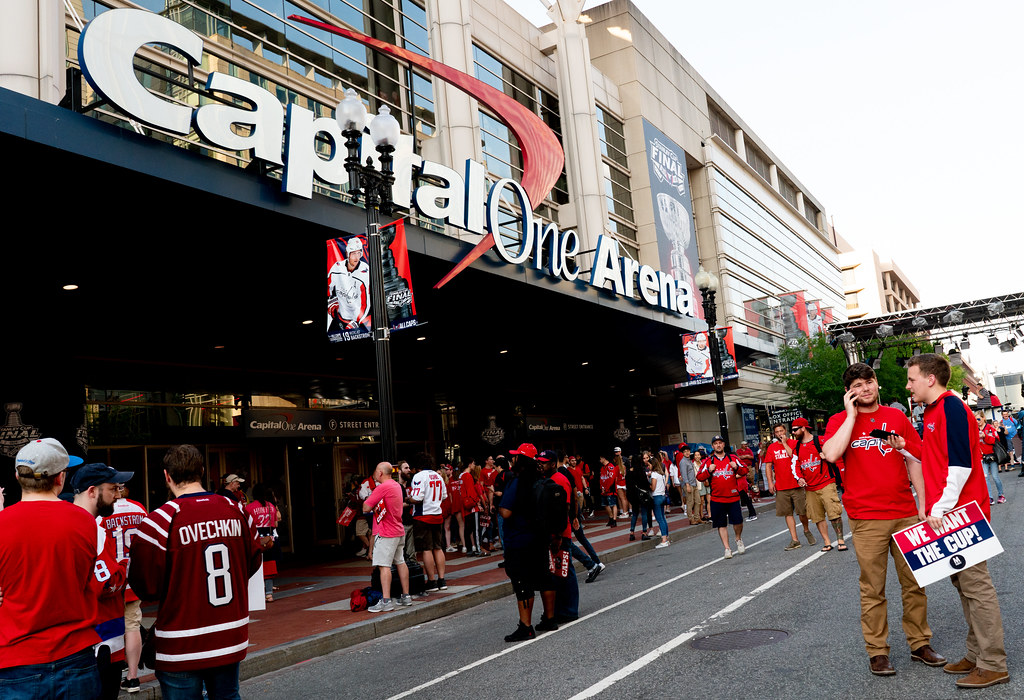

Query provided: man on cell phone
[820,363,945,678]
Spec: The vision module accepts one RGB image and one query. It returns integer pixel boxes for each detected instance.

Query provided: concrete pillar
[796,191,805,218]
[768,163,779,190]
[0,0,65,103]
[544,0,608,258]
[733,129,746,161]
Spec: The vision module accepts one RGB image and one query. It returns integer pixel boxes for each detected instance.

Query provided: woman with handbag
[625,454,652,541]
[649,461,671,548]
[977,414,1005,505]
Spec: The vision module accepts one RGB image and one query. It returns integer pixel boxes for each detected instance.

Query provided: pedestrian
[541,450,578,623]
[666,449,684,513]
[677,445,701,525]
[362,461,412,612]
[355,472,375,559]
[129,444,264,698]
[649,461,671,548]
[820,363,945,677]
[447,462,465,552]
[613,448,629,518]
[764,423,816,550]
[558,451,605,582]
[439,464,457,551]
[736,464,757,521]
[246,484,282,602]
[492,457,514,564]
[694,449,711,522]
[216,473,245,502]
[999,409,1018,466]
[407,452,449,593]
[626,454,652,541]
[397,461,417,563]
[977,414,1004,505]
[102,484,148,694]
[460,461,486,557]
[696,436,746,558]
[598,454,619,526]
[790,418,845,551]
[905,354,1009,688]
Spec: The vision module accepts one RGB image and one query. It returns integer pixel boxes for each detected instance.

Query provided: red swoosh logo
[288,15,564,288]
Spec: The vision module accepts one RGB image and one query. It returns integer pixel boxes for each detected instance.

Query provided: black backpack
[811,435,842,488]
[531,476,568,537]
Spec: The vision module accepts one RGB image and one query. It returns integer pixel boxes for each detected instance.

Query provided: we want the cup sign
[892,501,1003,587]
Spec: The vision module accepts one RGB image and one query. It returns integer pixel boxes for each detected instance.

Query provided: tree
[773,334,848,414]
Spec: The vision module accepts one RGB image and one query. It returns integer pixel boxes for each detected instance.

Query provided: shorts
[602,494,618,507]
[371,534,406,568]
[355,517,370,537]
[775,487,806,517]
[710,500,743,528]
[805,483,843,523]
[124,599,142,631]
[504,545,555,600]
[413,520,445,552]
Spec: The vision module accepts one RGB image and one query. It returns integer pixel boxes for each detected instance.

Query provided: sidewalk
[129,502,768,697]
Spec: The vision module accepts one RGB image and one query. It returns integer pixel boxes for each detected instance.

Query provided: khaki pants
[950,560,1007,672]
[849,517,931,656]
[685,486,702,523]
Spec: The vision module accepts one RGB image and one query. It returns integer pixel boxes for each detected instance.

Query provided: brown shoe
[955,668,1010,688]
[910,644,946,667]
[869,655,896,676]
[943,657,976,675]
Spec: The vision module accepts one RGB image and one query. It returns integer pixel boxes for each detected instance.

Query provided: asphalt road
[243,475,1022,700]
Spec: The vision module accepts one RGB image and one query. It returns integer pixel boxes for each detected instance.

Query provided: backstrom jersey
[93,521,128,662]
[129,493,263,672]
[102,498,148,603]
[409,469,448,524]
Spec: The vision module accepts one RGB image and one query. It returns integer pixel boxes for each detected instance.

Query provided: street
[242,477,1021,700]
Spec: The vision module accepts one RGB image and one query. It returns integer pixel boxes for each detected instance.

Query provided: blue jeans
[572,524,601,565]
[652,495,670,537]
[630,500,650,533]
[570,540,595,570]
[0,647,99,700]
[983,457,1003,499]
[156,663,240,700]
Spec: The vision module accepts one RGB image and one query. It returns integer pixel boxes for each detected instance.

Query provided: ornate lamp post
[337,89,401,462]
[695,264,731,451]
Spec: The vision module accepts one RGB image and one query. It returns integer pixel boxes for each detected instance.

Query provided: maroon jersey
[129,493,262,671]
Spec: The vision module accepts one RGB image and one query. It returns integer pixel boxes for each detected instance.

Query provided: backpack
[350,588,368,612]
[811,435,841,488]
[531,476,568,537]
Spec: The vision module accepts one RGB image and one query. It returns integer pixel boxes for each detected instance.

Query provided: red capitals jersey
[0,501,105,669]
[129,492,263,671]
[93,520,128,663]
[696,454,747,503]
[979,424,997,455]
[102,498,148,603]
[765,440,801,490]
[921,391,991,520]
[599,463,617,495]
[793,440,833,491]
[448,476,464,512]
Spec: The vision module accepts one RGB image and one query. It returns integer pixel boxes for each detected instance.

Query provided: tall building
[1,0,844,553]
[837,231,921,318]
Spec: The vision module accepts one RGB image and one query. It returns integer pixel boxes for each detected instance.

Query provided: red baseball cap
[510,443,538,458]
[792,417,810,428]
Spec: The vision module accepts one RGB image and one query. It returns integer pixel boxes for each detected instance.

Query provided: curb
[134,519,714,697]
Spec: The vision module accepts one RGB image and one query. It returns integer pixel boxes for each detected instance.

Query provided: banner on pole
[678,327,738,388]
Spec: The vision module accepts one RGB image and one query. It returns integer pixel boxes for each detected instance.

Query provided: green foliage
[773,334,848,414]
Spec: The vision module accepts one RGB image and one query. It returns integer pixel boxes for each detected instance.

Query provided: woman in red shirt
[460,462,485,556]
[245,484,281,602]
[447,463,465,553]
[613,453,629,518]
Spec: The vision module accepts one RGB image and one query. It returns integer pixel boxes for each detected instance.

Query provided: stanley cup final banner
[678,327,739,388]
[642,119,702,319]
[327,219,418,343]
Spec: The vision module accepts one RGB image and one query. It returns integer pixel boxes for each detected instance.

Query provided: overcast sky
[503,0,1023,377]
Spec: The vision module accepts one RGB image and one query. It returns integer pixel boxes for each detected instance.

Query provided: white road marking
[386,528,791,700]
[568,531,852,699]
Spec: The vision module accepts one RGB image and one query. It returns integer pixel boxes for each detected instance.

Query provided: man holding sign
[904,354,1009,689]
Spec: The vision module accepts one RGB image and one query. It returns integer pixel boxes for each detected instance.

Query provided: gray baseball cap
[15,438,83,478]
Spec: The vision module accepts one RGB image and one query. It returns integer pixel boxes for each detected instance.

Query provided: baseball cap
[71,463,135,494]
[711,435,725,443]
[537,449,557,463]
[509,443,537,459]
[613,446,622,453]
[224,473,245,484]
[15,438,83,478]
[792,417,811,429]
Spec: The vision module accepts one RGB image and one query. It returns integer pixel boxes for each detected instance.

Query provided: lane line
[386,528,790,700]
[568,531,853,699]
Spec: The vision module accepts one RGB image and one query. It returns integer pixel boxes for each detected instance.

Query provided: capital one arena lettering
[78,9,695,316]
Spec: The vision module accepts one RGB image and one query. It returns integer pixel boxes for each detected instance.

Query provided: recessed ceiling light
[214,345,225,349]
[62,284,79,291]
[581,361,589,366]
[499,349,508,354]
[301,319,313,325]
[416,336,426,341]
[628,368,635,372]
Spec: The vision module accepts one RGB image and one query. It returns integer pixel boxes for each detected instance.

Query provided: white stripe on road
[386,528,790,700]
[568,531,852,700]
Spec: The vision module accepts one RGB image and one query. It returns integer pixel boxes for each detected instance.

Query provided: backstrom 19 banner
[679,327,739,388]
[642,119,702,319]
[326,219,418,343]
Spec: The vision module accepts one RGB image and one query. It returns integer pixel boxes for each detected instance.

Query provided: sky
[503,0,1023,378]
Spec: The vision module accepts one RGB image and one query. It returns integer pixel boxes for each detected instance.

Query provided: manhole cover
[690,629,789,651]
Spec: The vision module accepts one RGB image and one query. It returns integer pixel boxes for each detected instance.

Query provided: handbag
[992,441,1010,465]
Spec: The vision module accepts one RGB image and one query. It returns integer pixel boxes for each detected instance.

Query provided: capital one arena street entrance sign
[78,9,697,316]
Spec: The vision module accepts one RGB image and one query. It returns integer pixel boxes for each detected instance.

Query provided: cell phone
[869,429,898,440]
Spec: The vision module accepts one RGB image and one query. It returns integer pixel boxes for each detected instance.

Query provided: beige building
[837,232,921,319]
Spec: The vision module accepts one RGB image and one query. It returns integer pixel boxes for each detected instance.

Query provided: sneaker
[397,594,413,607]
[629,533,636,541]
[736,540,745,555]
[641,534,652,541]
[607,518,615,527]
[745,514,758,522]
[990,498,995,505]
[436,578,448,590]
[355,547,368,557]
[647,529,655,537]
[422,580,437,594]
[784,540,802,551]
[120,678,140,694]
[585,563,606,583]
[445,546,457,553]
[476,549,488,557]
[724,549,733,559]
[368,598,395,613]
[655,541,670,549]
[803,530,816,545]
[504,622,535,642]
[536,616,559,632]
[997,495,1006,504]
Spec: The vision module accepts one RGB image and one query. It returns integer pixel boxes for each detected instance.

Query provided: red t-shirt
[793,439,833,491]
[448,475,464,513]
[735,447,755,468]
[921,391,991,520]
[615,462,626,488]
[765,440,800,490]
[364,479,405,537]
[551,471,573,538]
[480,467,496,489]
[570,465,584,492]
[0,501,104,669]
[460,472,481,514]
[599,463,617,495]
[696,454,747,503]
[245,501,279,529]
[822,405,922,520]
[979,424,997,455]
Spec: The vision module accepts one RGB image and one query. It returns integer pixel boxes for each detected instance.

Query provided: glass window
[745,144,771,183]
[709,106,736,151]
[596,105,628,169]
[779,177,798,208]
[401,0,430,57]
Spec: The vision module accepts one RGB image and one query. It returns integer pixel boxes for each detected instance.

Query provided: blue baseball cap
[71,463,135,494]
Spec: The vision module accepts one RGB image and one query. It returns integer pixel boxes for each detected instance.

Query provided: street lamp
[337,88,401,462]
[695,264,731,451]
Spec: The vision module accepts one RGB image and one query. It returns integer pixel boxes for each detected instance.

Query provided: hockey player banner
[778,291,809,346]
[642,119,702,319]
[806,299,826,336]
[892,501,1003,588]
[679,327,739,388]
[327,219,418,343]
